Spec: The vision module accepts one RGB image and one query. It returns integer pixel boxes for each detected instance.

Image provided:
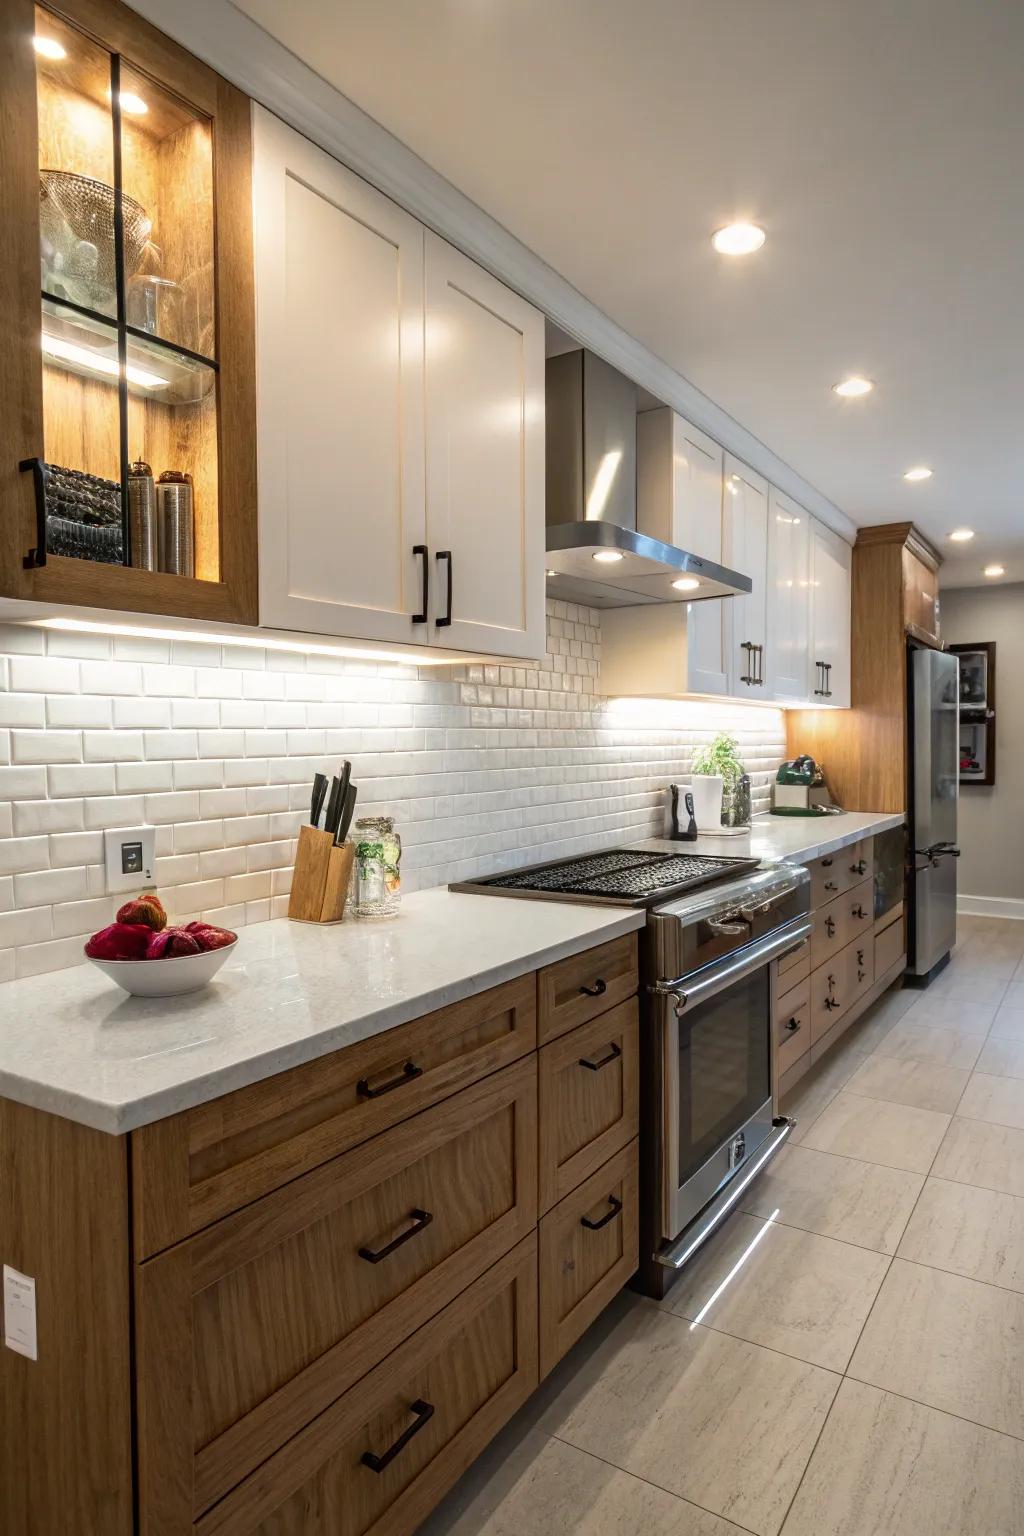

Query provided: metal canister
[127,459,157,571]
[157,470,194,577]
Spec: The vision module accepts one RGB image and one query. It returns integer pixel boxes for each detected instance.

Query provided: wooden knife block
[288,825,355,924]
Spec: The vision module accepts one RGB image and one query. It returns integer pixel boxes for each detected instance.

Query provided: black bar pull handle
[356,1060,423,1099]
[579,1042,621,1072]
[19,458,47,568]
[435,550,453,627]
[581,1194,623,1231]
[361,1399,435,1473]
[578,978,607,998]
[412,544,429,624]
[358,1208,433,1264]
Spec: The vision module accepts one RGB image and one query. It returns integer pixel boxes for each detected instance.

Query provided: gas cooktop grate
[483,848,757,900]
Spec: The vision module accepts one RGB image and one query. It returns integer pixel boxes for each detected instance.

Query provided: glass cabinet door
[32,3,220,580]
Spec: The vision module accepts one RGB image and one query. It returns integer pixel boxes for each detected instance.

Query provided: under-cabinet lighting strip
[30,616,468,666]
[40,332,168,390]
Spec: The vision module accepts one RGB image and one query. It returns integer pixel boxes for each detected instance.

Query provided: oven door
[660,918,811,1241]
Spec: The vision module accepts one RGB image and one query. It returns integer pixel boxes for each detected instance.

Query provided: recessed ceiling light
[711,223,765,256]
[833,377,874,398]
[949,528,974,542]
[903,466,933,482]
[592,550,624,564]
[984,564,1005,579]
[672,577,701,592]
[33,35,66,59]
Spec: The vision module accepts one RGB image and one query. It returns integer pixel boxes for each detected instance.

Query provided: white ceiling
[234,0,1024,588]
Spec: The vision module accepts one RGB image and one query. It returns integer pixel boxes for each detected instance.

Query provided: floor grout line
[544,1430,762,1536]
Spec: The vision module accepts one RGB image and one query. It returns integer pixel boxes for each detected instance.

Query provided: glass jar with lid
[353,816,401,918]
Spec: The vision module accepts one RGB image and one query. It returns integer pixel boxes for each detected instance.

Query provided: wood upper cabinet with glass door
[0,0,256,623]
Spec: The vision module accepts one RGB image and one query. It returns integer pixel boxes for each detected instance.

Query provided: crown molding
[129,0,856,544]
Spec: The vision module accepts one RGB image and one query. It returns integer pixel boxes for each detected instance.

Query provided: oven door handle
[656,917,813,1015]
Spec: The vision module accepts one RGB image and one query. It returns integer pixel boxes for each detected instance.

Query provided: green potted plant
[690,732,746,832]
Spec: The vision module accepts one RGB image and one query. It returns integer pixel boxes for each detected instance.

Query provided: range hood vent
[544,349,751,609]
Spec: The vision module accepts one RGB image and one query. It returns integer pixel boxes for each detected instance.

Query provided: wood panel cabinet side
[0,1100,134,1536]
[786,536,908,811]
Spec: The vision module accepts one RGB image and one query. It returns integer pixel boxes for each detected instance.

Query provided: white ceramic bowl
[86,939,237,997]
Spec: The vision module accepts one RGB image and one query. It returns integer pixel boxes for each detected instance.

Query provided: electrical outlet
[103,826,156,895]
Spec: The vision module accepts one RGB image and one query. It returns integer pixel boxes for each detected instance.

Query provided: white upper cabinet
[423,233,545,659]
[723,456,769,697]
[808,519,852,707]
[253,108,545,659]
[253,109,427,643]
[636,408,728,696]
[766,487,811,702]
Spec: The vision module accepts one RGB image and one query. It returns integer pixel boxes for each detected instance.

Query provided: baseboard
[958,895,1024,921]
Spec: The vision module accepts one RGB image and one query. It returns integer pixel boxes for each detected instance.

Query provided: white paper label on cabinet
[3,1264,38,1361]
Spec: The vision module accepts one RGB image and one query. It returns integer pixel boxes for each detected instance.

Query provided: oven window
[677,967,771,1183]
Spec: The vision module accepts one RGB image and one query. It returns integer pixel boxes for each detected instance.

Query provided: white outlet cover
[103,826,157,895]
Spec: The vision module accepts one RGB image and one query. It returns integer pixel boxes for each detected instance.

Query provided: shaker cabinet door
[423,232,546,660]
[253,107,427,642]
[808,519,852,707]
[767,487,811,702]
[723,456,769,697]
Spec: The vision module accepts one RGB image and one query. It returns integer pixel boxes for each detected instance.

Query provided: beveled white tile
[539,1298,839,1536]
[959,1073,1024,1131]
[782,1378,1024,1536]
[975,1037,1024,1081]
[900,996,997,1033]
[849,1258,1024,1438]
[932,1116,1024,1197]
[898,1176,1024,1293]
[659,1212,889,1371]
[799,1092,951,1174]
[418,1429,746,1536]
[844,1054,970,1114]
[872,1019,984,1070]
[742,1143,923,1253]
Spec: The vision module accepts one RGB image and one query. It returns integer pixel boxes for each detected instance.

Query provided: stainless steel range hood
[545,349,751,609]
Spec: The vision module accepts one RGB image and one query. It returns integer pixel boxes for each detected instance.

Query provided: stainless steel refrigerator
[908,645,961,981]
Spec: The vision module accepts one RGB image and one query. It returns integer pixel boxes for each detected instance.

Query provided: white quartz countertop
[635,808,906,866]
[0,810,903,1136]
[0,889,645,1135]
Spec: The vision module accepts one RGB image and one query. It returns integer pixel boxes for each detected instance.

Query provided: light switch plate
[103,826,156,894]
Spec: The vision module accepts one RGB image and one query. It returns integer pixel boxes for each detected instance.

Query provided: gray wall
[942,584,1024,904]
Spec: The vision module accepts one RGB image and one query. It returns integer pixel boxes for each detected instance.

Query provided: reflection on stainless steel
[909,647,960,979]
[689,1206,780,1329]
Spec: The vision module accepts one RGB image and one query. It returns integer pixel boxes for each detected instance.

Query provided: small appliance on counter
[771,755,843,816]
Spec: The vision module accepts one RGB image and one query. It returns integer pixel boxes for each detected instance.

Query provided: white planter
[689,775,724,834]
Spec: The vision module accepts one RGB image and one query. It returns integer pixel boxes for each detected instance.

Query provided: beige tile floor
[419,917,1024,1536]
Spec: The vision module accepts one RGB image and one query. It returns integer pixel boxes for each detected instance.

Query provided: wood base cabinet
[1,940,639,1535]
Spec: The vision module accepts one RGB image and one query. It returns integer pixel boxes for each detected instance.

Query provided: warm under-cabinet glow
[41,331,168,390]
[30,616,470,665]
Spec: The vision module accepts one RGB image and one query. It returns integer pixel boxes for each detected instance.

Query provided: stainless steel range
[452,848,811,1295]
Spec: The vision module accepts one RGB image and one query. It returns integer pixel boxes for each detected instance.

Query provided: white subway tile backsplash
[10,656,78,692]
[47,763,116,799]
[0,605,787,979]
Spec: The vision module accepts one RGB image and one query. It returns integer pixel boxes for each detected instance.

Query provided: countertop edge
[0,906,646,1136]
[774,812,906,861]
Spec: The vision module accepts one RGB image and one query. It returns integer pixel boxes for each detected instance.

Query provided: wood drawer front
[131,973,536,1257]
[777,934,811,987]
[538,999,639,1214]
[537,933,639,1045]
[809,837,874,907]
[136,1059,538,1524]
[775,976,811,1078]
[848,933,875,1006]
[811,878,873,969]
[875,914,906,977]
[195,1235,538,1536]
[538,1139,639,1379]
[809,954,850,1044]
